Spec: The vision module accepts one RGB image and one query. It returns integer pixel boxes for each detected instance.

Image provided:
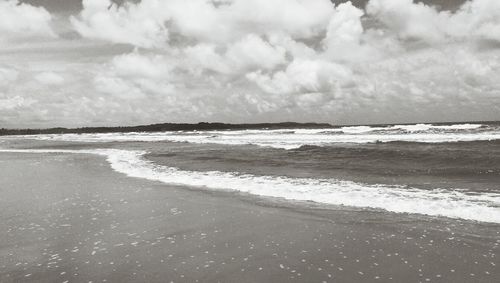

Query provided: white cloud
[72,0,336,47]
[366,0,447,42]
[0,95,36,111]
[450,0,500,41]
[71,0,171,48]
[35,72,65,86]
[3,0,500,127]
[94,51,176,100]
[162,0,221,41]
[94,76,145,99]
[0,0,55,40]
[151,0,335,43]
[184,34,286,77]
[247,59,353,95]
[184,43,231,74]
[207,0,335,41]
[111,52,172,78]
[324,2,364,51]
[225,34,287,71]
[367,0,500,43]
[268,33,317,59]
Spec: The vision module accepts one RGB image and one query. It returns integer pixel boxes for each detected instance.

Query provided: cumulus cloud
[225,34,287,71]
[323,2,365,59]
[185,35,284,72]
[184,34,287,77]
[366,0,448,42]
[111,52,173,78]
[93,51,176,100]
[0,0,55,40]
[94,76,145,98]
[0,95,36,111]
[451,0,500,41]
[184,43,231,74]
[2,0,500,127]
[247,59,353,95]
[72,0,336,47]
[199,0,335,41]
[71,0,171,48]
[367,0,500,43]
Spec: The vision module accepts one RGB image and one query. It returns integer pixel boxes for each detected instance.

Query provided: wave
[1,148,499,223]
[24,128,500,149]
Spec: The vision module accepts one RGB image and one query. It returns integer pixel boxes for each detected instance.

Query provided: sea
[1,122,500,224]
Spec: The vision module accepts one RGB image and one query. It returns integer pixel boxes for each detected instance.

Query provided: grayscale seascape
[1,0,500,282]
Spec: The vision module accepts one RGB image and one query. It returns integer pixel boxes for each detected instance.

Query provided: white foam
[391,123,483,132]
[18,129,500,149]
[340,125,388,133]
[1,148,499,223]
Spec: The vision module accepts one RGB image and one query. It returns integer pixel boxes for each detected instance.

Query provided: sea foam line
[16,126,500,149]
[1,148,499,223]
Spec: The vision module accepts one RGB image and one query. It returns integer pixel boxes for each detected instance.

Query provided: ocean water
[1,123,500,223]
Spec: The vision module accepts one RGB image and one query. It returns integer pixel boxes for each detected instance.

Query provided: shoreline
[0,151,498,282]
[1,147,499,224]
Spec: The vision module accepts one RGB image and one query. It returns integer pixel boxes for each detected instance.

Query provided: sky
[0,0,499,128]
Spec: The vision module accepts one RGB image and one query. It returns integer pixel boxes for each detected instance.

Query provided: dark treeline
[0,122,334,136]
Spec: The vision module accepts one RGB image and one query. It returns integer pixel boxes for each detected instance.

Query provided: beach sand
[0,152,498,282]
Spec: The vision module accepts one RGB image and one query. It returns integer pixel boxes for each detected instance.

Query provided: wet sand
[0,152,498,283]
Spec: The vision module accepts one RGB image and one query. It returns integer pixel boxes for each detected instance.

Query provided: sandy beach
[0,151,498,283]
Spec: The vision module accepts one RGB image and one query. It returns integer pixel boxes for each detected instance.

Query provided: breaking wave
[1,148,499,223]
[21,123,500,149]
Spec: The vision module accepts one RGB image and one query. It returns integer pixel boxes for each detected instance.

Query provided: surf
[16,123,500,149]
[1,148,499,224]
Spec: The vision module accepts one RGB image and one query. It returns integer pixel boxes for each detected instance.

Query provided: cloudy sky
[0,0,499,128]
